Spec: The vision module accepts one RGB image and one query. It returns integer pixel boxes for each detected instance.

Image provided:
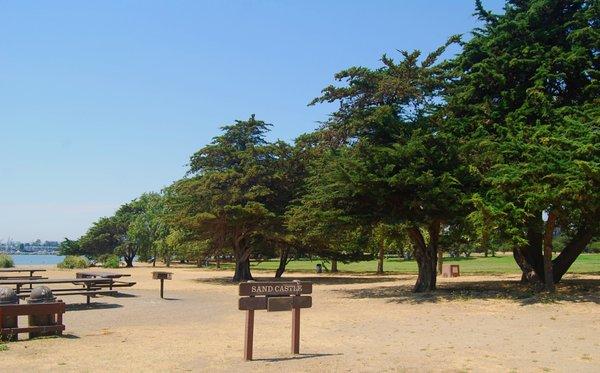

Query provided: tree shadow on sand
[194,275,402,286]
[337,278,600,306]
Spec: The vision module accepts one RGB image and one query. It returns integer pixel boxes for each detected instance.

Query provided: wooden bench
[0,301,65,340]
[0,269,47,289]
[0,275,48,280]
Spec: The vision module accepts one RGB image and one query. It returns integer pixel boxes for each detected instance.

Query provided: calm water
[11,254,65,266]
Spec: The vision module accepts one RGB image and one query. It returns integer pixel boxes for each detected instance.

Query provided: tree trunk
[513,247,540,284]
[275,247,290,278]
[331,259,338,273]
[514,213,595,286]
[437,249,443,274]
[482,223,490,257]
[542,212,557,292]
[124,253,135,268]
[376,243,385,275]
[552,228,594,282]
[233,257,253,282]
[407,222,439,293]
[232,237,253,282]
[519,217,545,280]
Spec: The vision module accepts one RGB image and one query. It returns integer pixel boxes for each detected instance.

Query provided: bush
[0,254,14,268]
[586,241,600,253]
[101,254,120,269]
[57,256,89,269]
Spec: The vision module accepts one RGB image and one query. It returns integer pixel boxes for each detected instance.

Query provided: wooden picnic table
[75,271,131,279]
[0,277,112,291]
[76,272,133,290]
[0,268,47,288]
[0,278,114,304]
[0,268,47,273]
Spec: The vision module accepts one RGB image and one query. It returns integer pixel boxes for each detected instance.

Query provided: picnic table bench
[0,278,117,305]
[0,268,47,288]
[76,271,136,290]
[0,275,48,281]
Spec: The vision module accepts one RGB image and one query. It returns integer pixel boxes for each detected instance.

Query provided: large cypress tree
[448,0,599,288]
[293,39,471,292]
[166,115,294,281]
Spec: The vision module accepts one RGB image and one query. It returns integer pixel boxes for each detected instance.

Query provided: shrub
[0,254,14,268]
[57,256,89,269]
[101,254,120,269]
[586,241,600,253]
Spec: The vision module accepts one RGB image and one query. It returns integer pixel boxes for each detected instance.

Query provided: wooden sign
[239,295,312,311]
[239,281,312,296]
[239,280,313,360]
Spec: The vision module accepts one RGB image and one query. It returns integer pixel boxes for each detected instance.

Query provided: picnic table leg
[160,279,164,298]
[86,283,91,305]
[29,271,34,289]
[57,308,63,336]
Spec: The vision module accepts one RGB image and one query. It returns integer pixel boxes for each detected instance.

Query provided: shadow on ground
[112,292,138,298]
[194,275,402,286]
[253,353,343,362]
[66,303,124,311]
[337,278,600,306]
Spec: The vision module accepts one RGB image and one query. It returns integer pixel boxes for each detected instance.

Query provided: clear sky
[0,0,505,242]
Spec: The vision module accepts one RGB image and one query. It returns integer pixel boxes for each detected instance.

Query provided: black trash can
[0,287,19,341]
[27,286,57,338]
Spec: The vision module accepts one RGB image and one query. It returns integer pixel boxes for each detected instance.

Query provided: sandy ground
[1,265,599,372]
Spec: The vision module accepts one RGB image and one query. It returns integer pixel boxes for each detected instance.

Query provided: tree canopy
[71,0,598,290]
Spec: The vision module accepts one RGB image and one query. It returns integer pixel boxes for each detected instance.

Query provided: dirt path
[1,265,599,372]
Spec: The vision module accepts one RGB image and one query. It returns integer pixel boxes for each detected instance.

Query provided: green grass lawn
[236,253,600,275]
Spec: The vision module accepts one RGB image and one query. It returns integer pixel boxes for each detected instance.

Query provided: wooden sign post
[239,280,312,361]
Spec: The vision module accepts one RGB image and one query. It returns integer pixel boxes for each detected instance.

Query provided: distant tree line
[61,0,599,292]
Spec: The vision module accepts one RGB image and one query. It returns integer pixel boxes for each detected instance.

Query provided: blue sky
[0,0,505,242]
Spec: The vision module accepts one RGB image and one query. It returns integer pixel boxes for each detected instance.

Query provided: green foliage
[441,0,600,283]
[99,254,120,268]
[166,115,300,280]
[0,253,14,268]
[72,0,599,288]
[57,256,89,269]
[289,37,470,291]
[448,0,600,245]
[78,216,126,259]
[58,238,81,256]
[586,240,600,254]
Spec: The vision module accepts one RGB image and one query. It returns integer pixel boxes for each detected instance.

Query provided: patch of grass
[0,343,8,352]
[204,253,600,275]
